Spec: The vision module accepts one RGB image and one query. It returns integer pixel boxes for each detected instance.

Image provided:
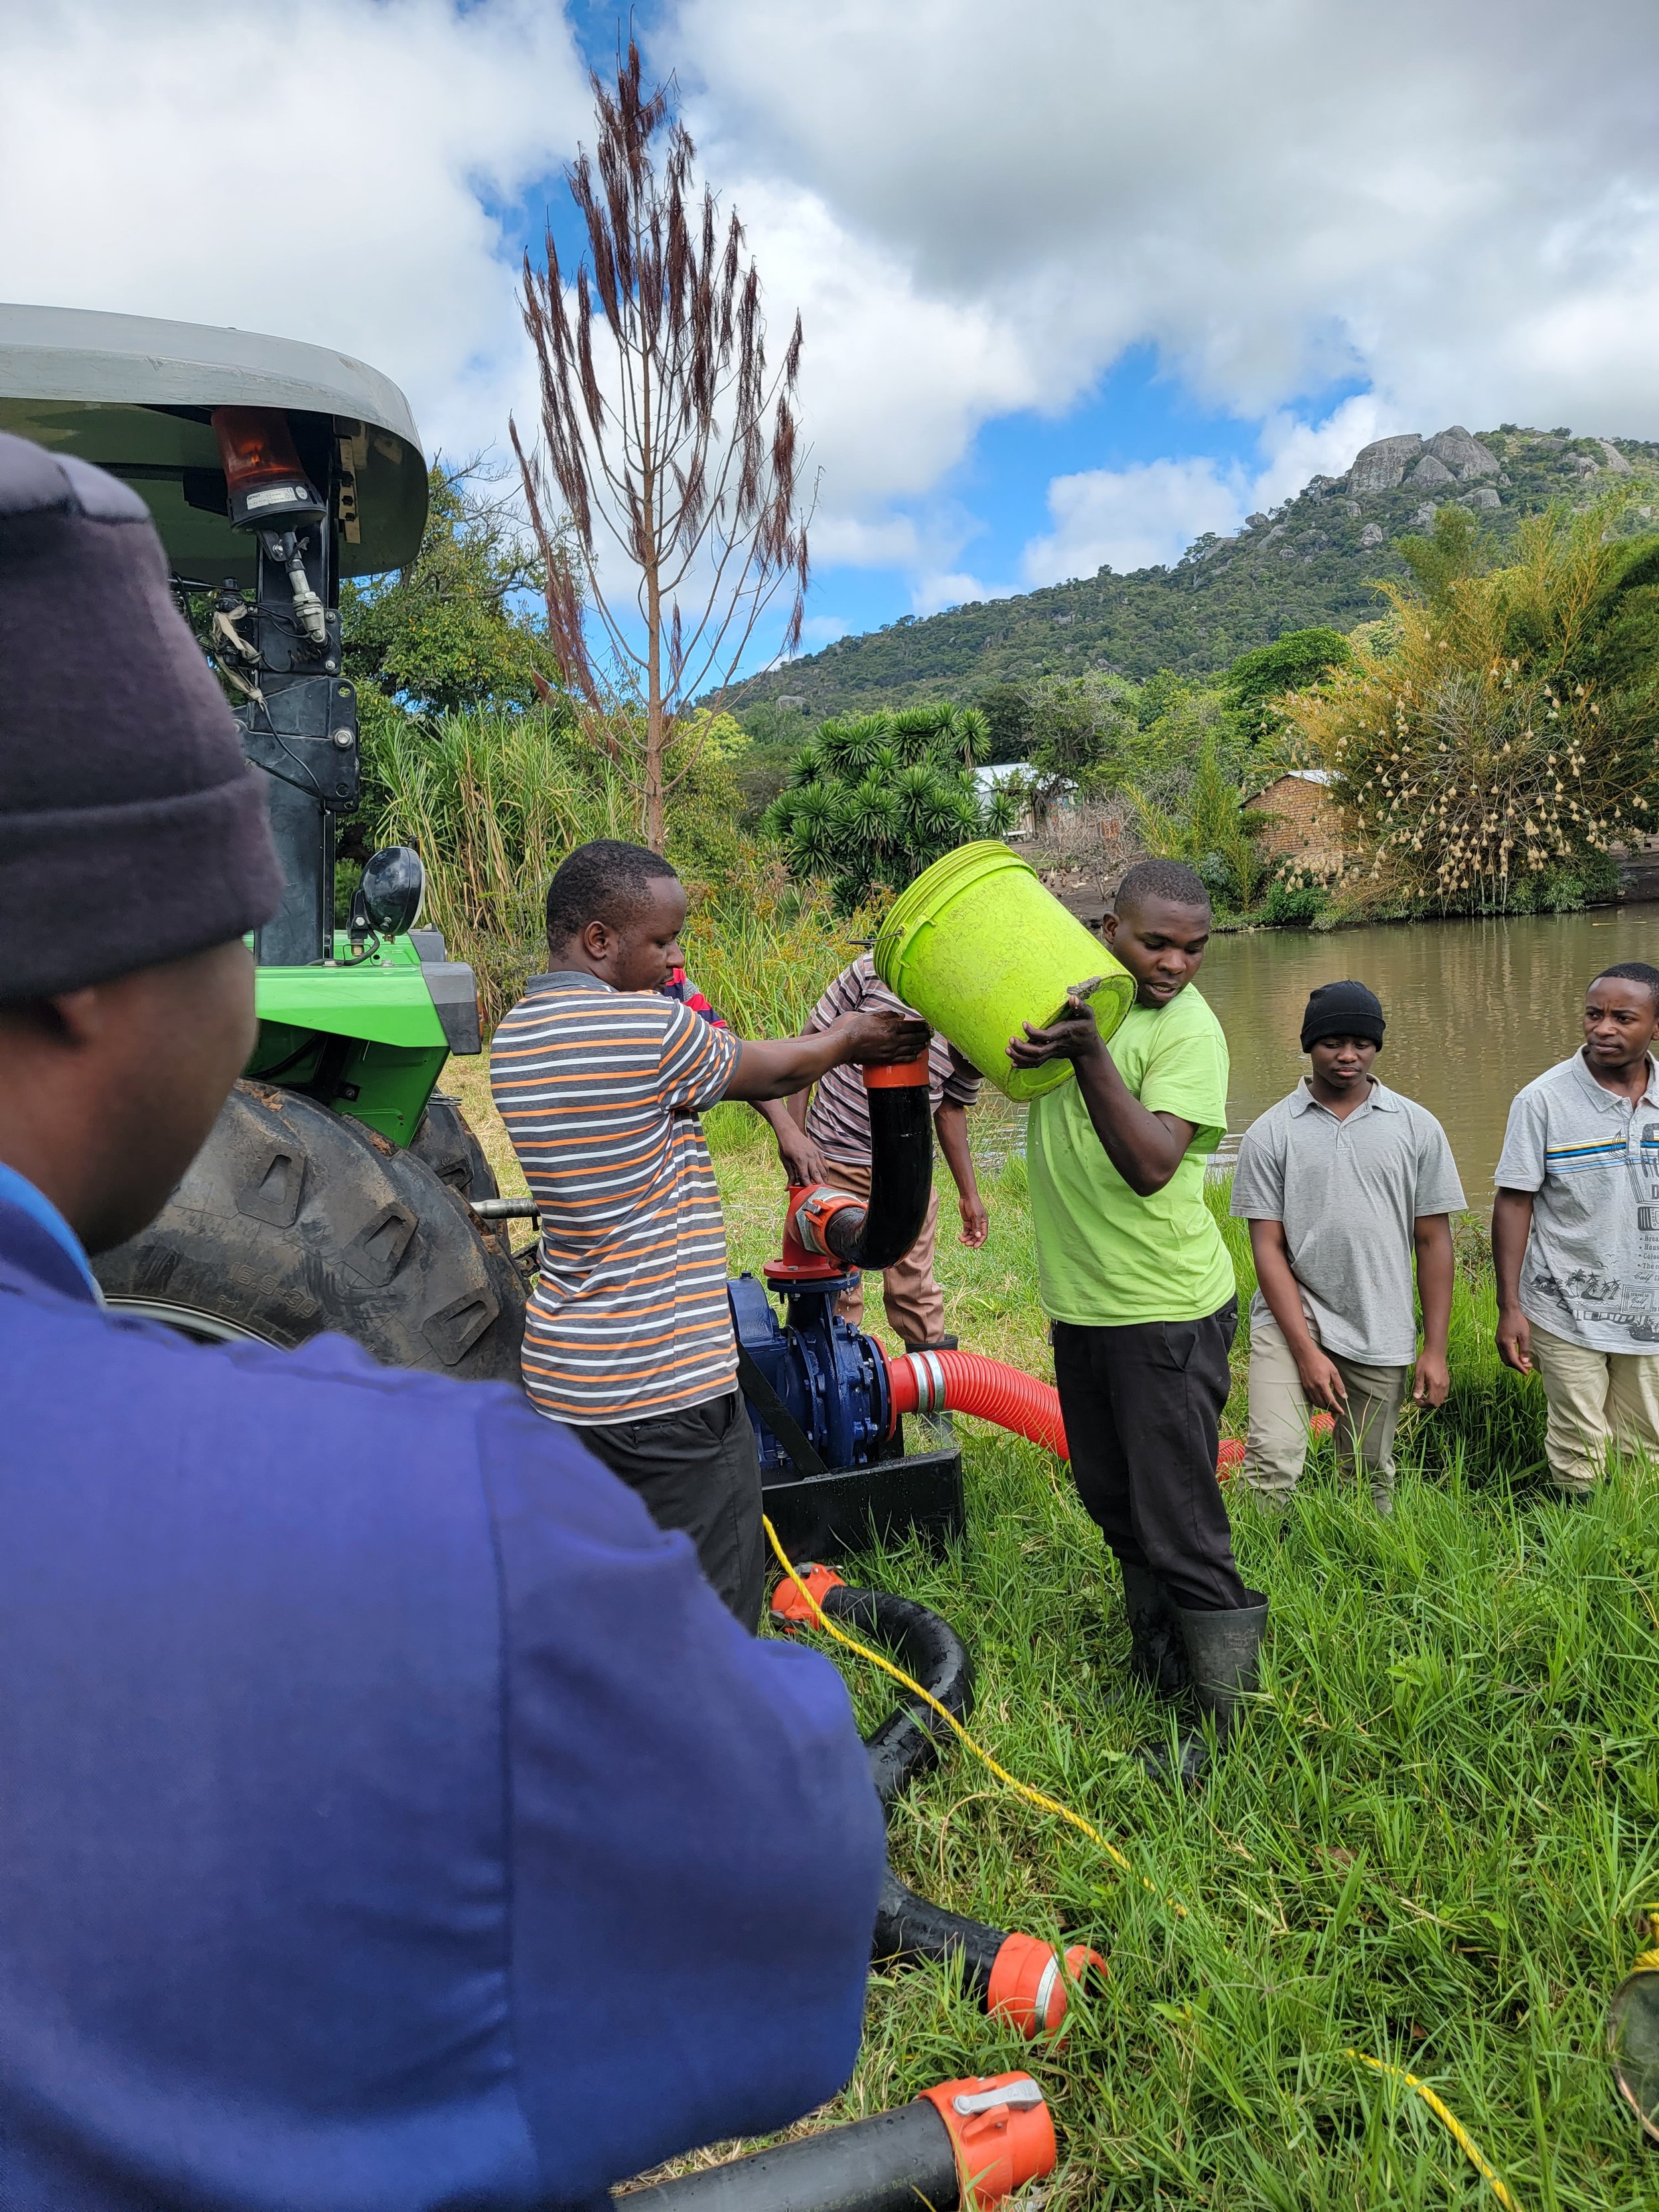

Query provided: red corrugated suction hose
[889,1348,1068,1457]
[888,1349,1255,1479]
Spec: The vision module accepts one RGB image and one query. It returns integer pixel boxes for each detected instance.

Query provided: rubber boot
[1139,1594,1269,1787]
[1120,1562,1189,1698]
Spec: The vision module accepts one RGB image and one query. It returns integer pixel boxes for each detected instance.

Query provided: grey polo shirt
[1494,1049,1659,1353]
[1230,1078,1465,1364]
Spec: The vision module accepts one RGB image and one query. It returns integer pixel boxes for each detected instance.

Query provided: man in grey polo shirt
[1494,960,1659,1497]
[1231,981,1464,1514]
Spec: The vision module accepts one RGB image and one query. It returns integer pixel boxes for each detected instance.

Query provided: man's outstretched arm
[722,1011,929,1103]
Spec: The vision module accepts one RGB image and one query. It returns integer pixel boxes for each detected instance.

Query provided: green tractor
[0,304,527,1376]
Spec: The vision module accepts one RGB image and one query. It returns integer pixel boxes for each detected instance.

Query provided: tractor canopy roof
[0,303,427,586]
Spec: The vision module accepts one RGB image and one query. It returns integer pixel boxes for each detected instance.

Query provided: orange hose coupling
[985,1932,1107,2037]
[917,2072,1057,2206]
[787,1182,868,1258]
[863,1047,932,1090]
[768,1562,845,1629]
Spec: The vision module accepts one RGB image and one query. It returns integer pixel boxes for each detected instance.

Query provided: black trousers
[579,1390,765,1631]
[1052,1302,1250,1612]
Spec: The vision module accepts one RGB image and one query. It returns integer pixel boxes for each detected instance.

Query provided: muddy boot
[1120,1561,1189,1698]
[1139,1593,1268,1787]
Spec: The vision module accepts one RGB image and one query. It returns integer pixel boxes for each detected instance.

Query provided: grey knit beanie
[0,430,282,997]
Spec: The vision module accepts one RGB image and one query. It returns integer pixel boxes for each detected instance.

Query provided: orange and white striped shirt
[491,970,741,1424]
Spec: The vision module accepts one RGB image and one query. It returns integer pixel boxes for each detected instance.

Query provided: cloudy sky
[5,0,1659,654]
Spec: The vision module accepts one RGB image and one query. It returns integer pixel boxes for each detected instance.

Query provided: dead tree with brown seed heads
[512,42,811,851]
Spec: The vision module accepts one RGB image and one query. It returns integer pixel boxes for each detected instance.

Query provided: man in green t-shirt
[1008,858,1263,1783]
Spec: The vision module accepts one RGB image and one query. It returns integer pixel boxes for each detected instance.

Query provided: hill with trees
[733,425,1659,730]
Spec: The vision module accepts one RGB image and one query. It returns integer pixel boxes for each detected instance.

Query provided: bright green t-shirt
[1027,984,1234,1327]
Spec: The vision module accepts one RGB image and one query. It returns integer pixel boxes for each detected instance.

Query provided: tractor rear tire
[93,1080,528,1382]
[408,1090,500,1204]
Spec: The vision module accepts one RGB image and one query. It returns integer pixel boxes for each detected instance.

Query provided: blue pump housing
[729,1272,893,1477]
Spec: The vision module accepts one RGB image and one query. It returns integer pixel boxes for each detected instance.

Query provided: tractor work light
[211,407,326,534]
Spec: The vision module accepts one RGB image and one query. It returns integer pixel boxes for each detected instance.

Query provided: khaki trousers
[1529,1319,1659,1495]
[1244,1311,1411,1513]
[820,1153,946,1349]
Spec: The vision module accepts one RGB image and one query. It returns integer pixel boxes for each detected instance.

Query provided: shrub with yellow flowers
[1283,502,1659,914]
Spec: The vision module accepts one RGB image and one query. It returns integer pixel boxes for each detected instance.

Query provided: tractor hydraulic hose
[889,1348,1068,1458]
[614,2071,1055,2209]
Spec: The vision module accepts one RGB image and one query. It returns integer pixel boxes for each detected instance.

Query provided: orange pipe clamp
[918,2072,1058,2207]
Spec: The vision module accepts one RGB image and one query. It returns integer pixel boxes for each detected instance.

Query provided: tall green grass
[669,1138,1659,2209]
[369,707,866,1034]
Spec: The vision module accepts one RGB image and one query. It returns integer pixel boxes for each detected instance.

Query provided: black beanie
[1301,979,1385,1051]
[0,431,283,998]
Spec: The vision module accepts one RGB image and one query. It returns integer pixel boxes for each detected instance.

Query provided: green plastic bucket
[873,841,1135,1100]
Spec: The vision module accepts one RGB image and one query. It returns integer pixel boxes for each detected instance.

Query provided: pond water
[970,907,1659,1200]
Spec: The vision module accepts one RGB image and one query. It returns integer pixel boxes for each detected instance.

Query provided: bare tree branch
[512,37,810,849]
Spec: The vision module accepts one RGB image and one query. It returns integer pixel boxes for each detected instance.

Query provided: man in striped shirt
[493,840,927,1626]
[789,954,987,1349]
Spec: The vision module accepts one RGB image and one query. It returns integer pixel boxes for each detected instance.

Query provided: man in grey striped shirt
[789,954,987,1350]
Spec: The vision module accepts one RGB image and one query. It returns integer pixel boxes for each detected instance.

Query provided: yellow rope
[762,1515,1524,2212]
[1346,2051,1522,2212]
[762,1515,1179,1913]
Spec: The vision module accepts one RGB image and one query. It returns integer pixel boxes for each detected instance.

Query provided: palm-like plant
[766,702,1003,909]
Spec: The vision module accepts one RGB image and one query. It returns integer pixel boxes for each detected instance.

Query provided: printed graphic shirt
[1495,1049,1659,1353]
[1230,1078,1465,1365]
[492,970,741,1422]
[804,954,980,1164]
[662,967,728,1029]
[1027,984,1236,1327]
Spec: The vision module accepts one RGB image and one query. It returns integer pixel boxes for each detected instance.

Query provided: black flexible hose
[814,1582,1013,1994]
[824,1082,934,1273]
[818,1586,972,1808]
[614,2099,959,2209]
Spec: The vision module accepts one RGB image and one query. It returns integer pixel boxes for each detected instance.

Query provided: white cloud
[1019,394,1402,583]
[0,0,589,463]
[1022,457,1246,583]
[664,0,1659,583]
[9,1,1659,621]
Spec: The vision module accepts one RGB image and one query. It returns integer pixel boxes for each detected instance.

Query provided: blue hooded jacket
[0,1187,885,2211]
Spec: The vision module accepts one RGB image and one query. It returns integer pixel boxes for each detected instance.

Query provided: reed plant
[368,705,866,1033]
[662,1140,1659,2208]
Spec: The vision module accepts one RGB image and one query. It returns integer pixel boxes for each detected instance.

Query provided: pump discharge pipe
[615,2071,1054,2209]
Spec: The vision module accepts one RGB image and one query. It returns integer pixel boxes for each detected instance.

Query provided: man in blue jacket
[0,429,885,2211]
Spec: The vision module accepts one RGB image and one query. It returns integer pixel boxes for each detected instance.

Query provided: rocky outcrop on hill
[1349,425,1500,495]
[1348,434,1423,492]
[733,423,1659,718]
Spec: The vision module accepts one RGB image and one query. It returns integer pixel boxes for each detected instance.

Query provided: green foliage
[735,423,1659,721]
[367,704,752,1027]
[1131,732,1271,912]
[975,680,1037,763]
[765,703,1003,908]
[1223,625,1352,740]
[1024,672,1141,800]
[342,465,563,717]
[701,1147,1659,2210]
[1260,874,1333,926]
[1290,502,1659,914]
[1396,504,1492,603]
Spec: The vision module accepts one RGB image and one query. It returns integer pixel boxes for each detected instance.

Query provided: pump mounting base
[760,1424,964,1564]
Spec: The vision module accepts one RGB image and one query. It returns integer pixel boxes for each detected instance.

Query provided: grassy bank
[713,1114,1656,2209]
[455,1067,1659,2205]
